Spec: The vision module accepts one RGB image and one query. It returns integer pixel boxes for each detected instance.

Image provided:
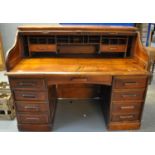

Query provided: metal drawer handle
[119,115,134,119]
[25,117,40,120]
[120,106,135,110]
[109,47,118,50]
[71,77,88,82]
[24,105,39,110]
[19,82,36,86]
[124,82,138,86]
[36,47,48,51]
[122,94,137,97]
[22,94,36,98]
[42,31,50,34]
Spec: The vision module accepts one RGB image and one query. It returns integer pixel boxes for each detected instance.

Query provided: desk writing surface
[7,58,148,75]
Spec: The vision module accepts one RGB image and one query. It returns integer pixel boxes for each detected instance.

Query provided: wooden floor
[7,58,147,75]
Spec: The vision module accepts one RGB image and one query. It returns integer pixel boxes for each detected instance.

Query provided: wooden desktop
[5,25,149,131]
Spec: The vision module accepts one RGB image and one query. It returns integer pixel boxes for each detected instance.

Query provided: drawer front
[112,103,142,114]
[114,76,147,89]
[112,90,145,101]
[48,75,112,85]
[29,44,57,52]
[18,123,52,131]
[14,91,48,101]
[100,45,126,53]
[111,114,140,122]
[16,102,49,112]
[10,79,46,90]
[17,114,49,124]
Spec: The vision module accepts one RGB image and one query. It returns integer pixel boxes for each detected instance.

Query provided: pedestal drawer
[14,91,48,101]
[18,123,52,131]
[111,114,140,122]
[114,76,147,89]
[112,103,142,114]
[112,89,145,101]
[17,114,49,124]
[10,78,46,90]
[16,101,49,112]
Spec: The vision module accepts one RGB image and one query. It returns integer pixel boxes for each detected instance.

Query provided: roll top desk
[5,25,149,131]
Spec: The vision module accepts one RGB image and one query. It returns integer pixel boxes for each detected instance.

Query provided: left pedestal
[9,78,57,132]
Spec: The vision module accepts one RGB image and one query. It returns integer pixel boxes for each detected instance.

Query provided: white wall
[0,23,19,54]
[0,23,56,55]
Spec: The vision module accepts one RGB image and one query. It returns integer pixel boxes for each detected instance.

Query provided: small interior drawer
[29,44,57,52]
[10,78,46,90]
[112,89,145,101]
[114,76,148,89]
[17,114,49,124]
[100,45,127,53]
[111,114,140,122]
[14,91,48,101]
[15,101,49,112]
[112,103,142,114]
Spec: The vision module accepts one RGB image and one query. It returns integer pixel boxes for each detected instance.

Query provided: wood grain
[6,58,148,75]
[5,25,149,131]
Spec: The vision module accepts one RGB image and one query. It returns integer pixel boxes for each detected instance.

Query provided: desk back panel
[57,84,102,99]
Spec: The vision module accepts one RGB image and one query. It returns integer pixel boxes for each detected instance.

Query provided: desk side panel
[5,32,23,71]
[133,32,149,70]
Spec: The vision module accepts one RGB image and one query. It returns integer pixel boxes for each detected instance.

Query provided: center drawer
[14,91,48,101]
[17,114,49,124]
[47,75,112,85]
[112,89,145,101]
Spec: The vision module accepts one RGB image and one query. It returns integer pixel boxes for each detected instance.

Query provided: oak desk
[6,26,149,131]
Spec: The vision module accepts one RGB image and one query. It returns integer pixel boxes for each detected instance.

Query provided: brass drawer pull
[24,105,39,110]
[25,117,40,120]
[109,47,118,50]
[36,47,48,51]
[120,106,135,109]
[19,82,36,86]
[124,82,138,86]
[119,115,133,119]
[122,94,137,97]
[71,77,88,82]
[22,94,36,98]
